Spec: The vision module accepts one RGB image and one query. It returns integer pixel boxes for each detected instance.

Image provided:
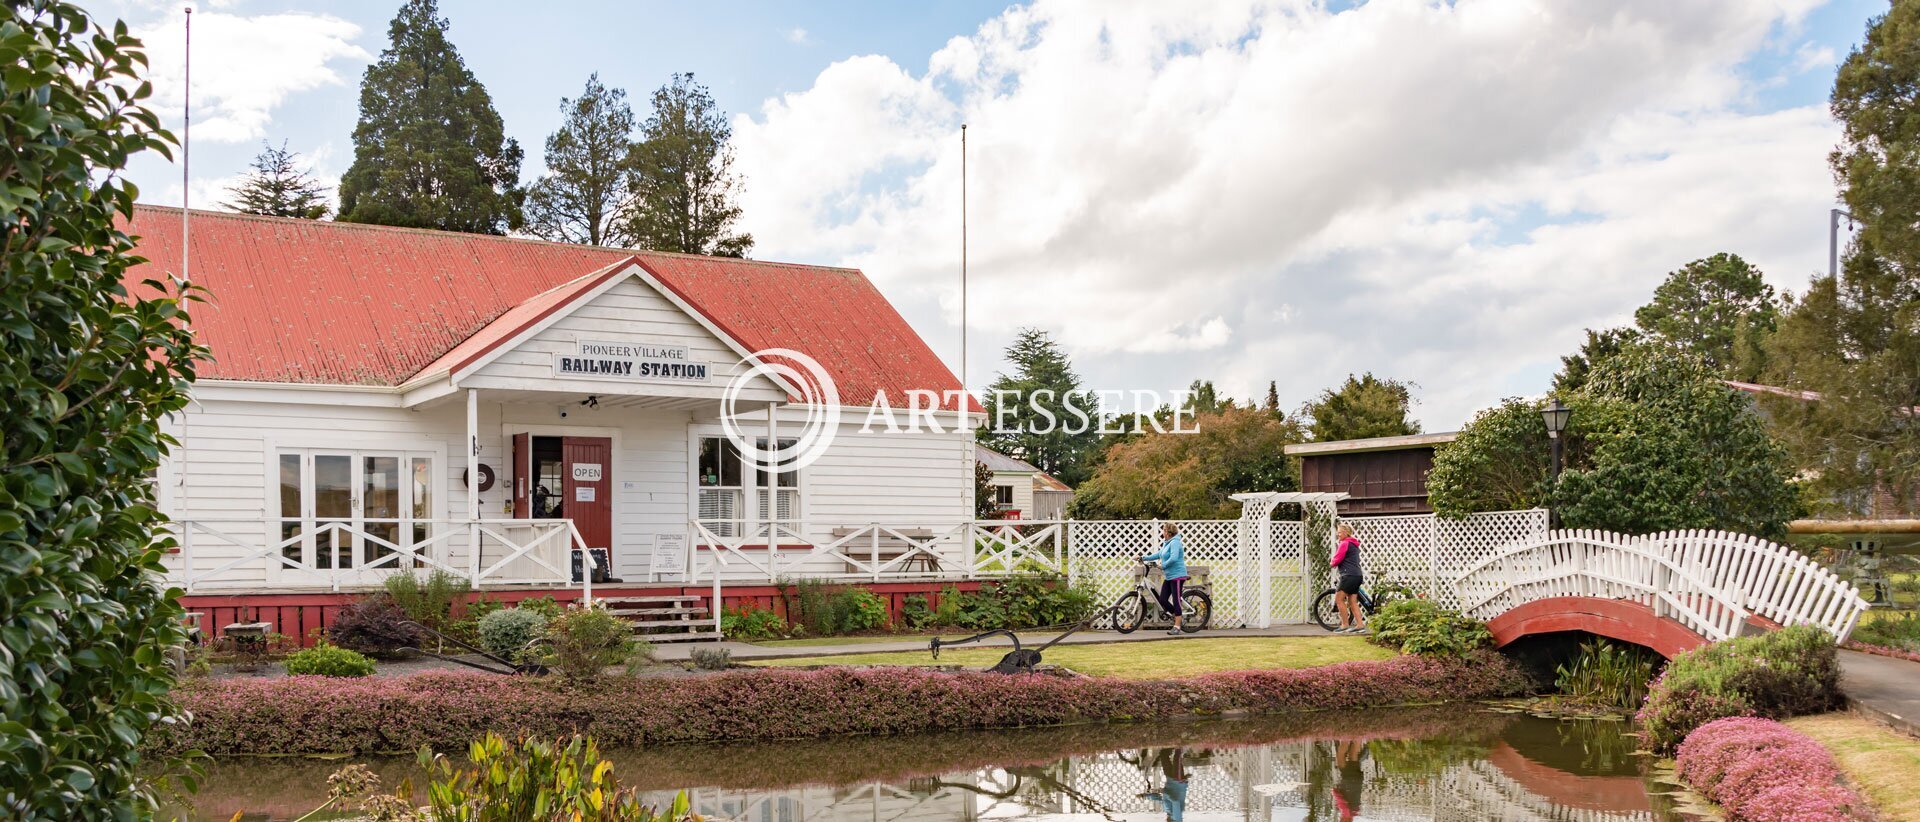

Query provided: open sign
[571,463,603,482]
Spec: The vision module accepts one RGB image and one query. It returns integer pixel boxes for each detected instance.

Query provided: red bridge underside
[1486,597,1711,660]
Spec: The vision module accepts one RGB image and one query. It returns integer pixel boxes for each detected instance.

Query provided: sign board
[571,463,603,482]
[653,533,688,575]
[553,340,710,384]
[575,487,595,502]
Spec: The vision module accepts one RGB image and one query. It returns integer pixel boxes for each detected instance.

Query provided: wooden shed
[1284,432,1459,516]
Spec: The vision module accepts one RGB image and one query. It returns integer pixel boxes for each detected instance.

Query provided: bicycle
[1111,561,1213,634]
[1311,576,1412,632]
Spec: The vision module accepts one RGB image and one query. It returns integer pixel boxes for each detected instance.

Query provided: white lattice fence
[1340,509,1549,609]
[1067,519,1258,627]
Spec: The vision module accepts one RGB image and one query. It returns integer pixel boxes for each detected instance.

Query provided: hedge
[1675,717,1869,821]
[153,652,1530,756]
[1637,625,1842,754]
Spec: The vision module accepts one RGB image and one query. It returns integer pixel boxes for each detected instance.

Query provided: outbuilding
[1283,432,1459,516]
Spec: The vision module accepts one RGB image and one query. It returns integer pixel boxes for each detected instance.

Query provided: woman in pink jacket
[1330,524,1365,633]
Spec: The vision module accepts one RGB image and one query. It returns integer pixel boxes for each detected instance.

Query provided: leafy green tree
[1183,379,1231,415]
[524,74,639,247]
[337,0,522,233]
[224,140,330,219]
[1763,2,1920,510]
[626,73,752,257]
[1632,253,1778,381]
[1264,380,1281,417]
[1301,373,1419,441]
[980,329,1100,485]
[2,2,203,814]
[1069,407,1304,519]
[1432,343,1798,538]
[1553,327,1642,394]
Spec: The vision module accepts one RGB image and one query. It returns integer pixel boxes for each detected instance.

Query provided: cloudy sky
[101,0,1877,429]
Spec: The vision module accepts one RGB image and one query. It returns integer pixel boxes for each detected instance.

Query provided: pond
[170,705,1703,820]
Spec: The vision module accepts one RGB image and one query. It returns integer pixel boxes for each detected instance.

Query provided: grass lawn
[1786,713,1920,821]
[751,636,1394,679]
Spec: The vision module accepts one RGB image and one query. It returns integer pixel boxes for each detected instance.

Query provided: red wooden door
[511,432,531,518]
[561,437,612,554]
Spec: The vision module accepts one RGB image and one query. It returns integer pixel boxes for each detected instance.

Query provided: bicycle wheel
[1113,591,1147,634]
[1180,590,1212,633]
[1311,589,1342,631]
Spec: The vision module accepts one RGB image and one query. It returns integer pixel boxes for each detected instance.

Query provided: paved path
[650,624,1333,662]
[1840,650,1920,737]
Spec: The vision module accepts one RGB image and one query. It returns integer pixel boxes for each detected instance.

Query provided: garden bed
[152,651,1531,756]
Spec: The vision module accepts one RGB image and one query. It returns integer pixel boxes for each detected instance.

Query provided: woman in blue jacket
[1140,522,1189,635]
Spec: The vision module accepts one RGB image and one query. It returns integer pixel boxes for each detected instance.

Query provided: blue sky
[103,1,1888,428]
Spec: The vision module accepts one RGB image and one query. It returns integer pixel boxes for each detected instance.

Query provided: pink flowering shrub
[1675,717,1869,821]
[152,651,1530,756]
[1638,625,1841,753]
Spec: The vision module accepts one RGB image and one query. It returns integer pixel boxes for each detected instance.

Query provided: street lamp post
[1541,398,1571,527]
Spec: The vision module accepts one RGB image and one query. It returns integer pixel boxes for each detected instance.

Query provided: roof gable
[124,206,971,410]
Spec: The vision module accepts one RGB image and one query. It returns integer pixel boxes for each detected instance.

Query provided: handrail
[1451,528,1869,642]
[166,517,588,593]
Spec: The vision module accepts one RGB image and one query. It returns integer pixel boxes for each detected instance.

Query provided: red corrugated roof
[125,206,972,411]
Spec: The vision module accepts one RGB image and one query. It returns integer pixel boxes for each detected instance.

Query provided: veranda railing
[163,517,597,599]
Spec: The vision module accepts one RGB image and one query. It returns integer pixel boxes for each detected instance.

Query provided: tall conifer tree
[627,73,753,257]
[338,0,522,233]
[524,74,639,247]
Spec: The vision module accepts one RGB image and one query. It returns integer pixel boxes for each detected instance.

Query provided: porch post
[466,388,480,586]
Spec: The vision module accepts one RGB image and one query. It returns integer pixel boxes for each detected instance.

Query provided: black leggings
[1152,577,1186,617]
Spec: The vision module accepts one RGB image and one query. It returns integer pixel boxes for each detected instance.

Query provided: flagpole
[182,6,191,288]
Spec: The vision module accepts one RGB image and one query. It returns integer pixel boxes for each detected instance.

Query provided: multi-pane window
[994,484,1016,509]
[697,436,800,536]
[276,449,437,571]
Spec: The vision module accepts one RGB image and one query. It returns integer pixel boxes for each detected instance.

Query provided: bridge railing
[1453,528,1869,643]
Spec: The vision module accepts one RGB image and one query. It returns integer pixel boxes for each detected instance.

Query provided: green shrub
[516,595,563,620]
[449,595,505,646]
[283,642,376,678]
[689,647,733,671]
[542,605,642,682]
[1638,625,1841,754]
[1852,611,1920,652]
[900,595,934,630]
[1366,600,1492,658]
[3,3,204,813]
[836,588,891,632]
[933,586,966,627]
[477,607,548,662]
[383,569,471,637]
[720,606,788,640]
[1554,638,1659,710]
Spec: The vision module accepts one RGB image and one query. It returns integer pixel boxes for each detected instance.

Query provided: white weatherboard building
[134,207,978,596]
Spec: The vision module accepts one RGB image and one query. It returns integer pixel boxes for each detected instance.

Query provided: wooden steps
[599,594,720,643]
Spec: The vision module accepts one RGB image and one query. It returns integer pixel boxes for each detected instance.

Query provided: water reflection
[178,707,1695,821]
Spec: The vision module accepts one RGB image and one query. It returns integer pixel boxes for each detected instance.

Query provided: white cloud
[134,9,369,143]
[787,27,811,45]
[732,0,1842,428]
[1794,41,1838,73]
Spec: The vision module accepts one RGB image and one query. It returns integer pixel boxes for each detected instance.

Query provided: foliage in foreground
[1553,638,1659,711]
[283,642,377,678]
[302,735,695,821]
[153,652,1531,755]
[1638,625,1842,754]
[476,606,548,661]
[1675,717,1869,822]
[2,1,204,815]
[1365,600,1492,658]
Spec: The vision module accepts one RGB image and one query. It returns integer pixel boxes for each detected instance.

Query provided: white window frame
[688,427,809,543]
[267,443,444,582]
